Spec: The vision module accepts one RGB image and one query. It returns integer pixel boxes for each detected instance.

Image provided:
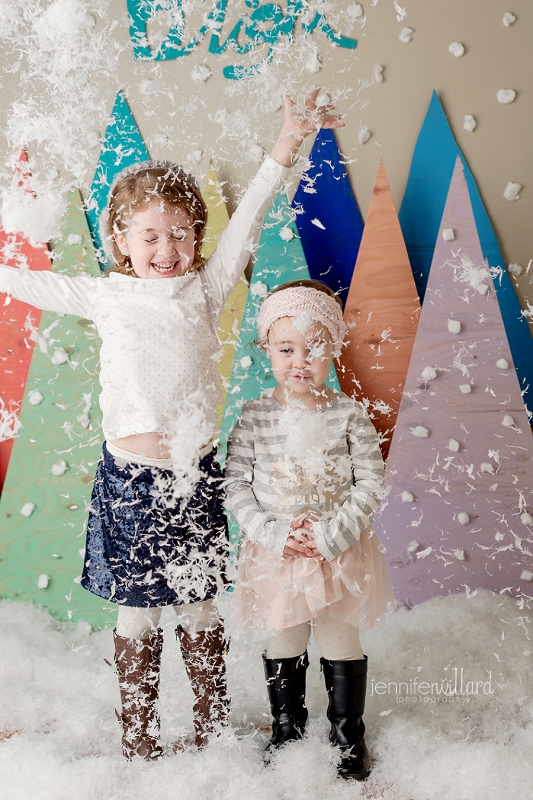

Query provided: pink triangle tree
[374,157,533,607]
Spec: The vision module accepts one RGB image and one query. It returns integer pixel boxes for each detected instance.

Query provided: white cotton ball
[347,2,364,19]
[520,512,533,526]
[442,228,455,241]
[520,570,533,581]
[84,130,100,150]
[401,491,414,503]
[399,27,414,43]
[458,512,470,525]
[497,358,510,370]
[497,89,516,104]
[239,356,252,369]
[305,50,322,73]
[279,227,294,242]
[480,462,494,474]
[373,65,384,83]
[463,115,477,132]
[476,283,489,295]
[503,182,521,201]
[251,281,268,298]
[247,144,264,163]
[502,414,515,427]
[316,92,331,107]
[185,149,203,165]
[21,502,35,517]
[28,390,43,405]
[508,263,523,277]
[66,233,82,246]
[421,366,437,382]
[51,459,68,476]
[191,64,212,85]
[502,12,516,26]
[407,540,420,553]
[459,384,472,394]
[448,319,462,334]
[453,549,466,561]
[37,574,49,589]
[51,348,69,365]
[357,126,371,144]
[448,42,465,57]
[411,425,429,438]
[448,438,460,452]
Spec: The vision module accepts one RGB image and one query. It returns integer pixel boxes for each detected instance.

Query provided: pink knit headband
[257,287,347,358]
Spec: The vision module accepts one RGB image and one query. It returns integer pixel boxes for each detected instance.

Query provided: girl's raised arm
[0,265,97,319]
[203,88,344,311]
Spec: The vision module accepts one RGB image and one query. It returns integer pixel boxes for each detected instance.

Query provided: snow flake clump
[186,150,203,165]
[520,512,533,526]
[251,282,268,298]
[496,358,510,370]
[28,390,43,405]
[502,12,517,26]
[448,438,460,452]
[421,366,437,382]
[497,89,516,104]
[37,574,50,589]
[448,319,462,334]
[520,569,533,581]
[401,491,414,503]
[502,414,514,427]
[463,115,477,132]
[454,549,466,560]
[239,356,252,369]
[442,228,455,241]
[503,182,521,202]
[448,42,465,57]
[459,384,472,394]
[480,462,494,474]
[457,512,470,525]
[191,64,212,85]
[50,459,68,476]
[21,502,35,517]
[357,126,371,144]
[373,65,384,83]
[51,348,69,365]
[399,27,414,43]
[507,263,523,277]
[279,227,294,242]
[411,425,429,438]
[347,3,364,19]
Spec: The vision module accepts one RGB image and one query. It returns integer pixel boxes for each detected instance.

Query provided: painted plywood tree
[85,90,149,265]
[374,158,533,607]
[0,188,107,626]
[0,151,52,492]
[292,128,363,306]
[338,160,420,459]
[399,91,533,419]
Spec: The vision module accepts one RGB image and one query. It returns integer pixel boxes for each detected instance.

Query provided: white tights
[266,616,364,661]
[116,599,219,639]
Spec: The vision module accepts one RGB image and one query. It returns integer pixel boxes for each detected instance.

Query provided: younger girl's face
[114,201,196,279]
[266,316,333,405]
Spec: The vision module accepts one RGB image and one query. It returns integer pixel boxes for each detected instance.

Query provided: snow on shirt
[224,392,385,562]
[0,156,287,442]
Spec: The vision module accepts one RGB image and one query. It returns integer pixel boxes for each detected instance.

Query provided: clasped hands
[283,519,324,562]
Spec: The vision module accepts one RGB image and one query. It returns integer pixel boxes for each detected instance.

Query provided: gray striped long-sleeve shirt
[224,392,385,562]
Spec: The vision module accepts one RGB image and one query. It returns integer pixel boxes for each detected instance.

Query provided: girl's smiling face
[114,201,197,279]
[266,316,334,407]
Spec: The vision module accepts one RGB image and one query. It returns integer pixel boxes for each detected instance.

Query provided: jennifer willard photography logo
[370,667,495,705]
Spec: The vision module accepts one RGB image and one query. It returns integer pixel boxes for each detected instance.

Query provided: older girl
[0,92,344,760]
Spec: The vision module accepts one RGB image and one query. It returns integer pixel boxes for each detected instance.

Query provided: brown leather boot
[114,629,164,761]
[176,625,229,748]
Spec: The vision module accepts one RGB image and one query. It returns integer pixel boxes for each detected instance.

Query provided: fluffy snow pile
[0,590,532,800]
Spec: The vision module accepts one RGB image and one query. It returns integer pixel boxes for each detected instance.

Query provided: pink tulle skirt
[230,527,394,639]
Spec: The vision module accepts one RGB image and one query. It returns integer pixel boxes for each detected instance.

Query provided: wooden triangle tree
[374,158,533,607]
[338,160,420,458]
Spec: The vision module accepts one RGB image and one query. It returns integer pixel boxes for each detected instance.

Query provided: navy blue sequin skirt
[81,444,229,607]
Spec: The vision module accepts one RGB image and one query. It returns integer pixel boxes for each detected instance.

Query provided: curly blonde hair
[101,161,208,276]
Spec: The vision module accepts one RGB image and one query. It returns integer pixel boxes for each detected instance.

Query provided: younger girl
[0,92,344,760]
[225,281,394,781]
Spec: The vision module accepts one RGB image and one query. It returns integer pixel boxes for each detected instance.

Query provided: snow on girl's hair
[100,160,208,274]
[257,282,347,358]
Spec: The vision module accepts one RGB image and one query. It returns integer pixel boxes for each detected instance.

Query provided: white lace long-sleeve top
[0,157,287,441]
[224,392,385,562]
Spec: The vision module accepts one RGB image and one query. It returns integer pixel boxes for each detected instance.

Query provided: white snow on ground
[1,590,532,800]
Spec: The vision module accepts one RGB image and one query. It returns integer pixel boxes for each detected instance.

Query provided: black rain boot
[263,651,309,754]
[321,655,371,781]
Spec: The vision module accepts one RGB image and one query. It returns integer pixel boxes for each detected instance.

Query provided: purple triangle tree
[374,157,533,607]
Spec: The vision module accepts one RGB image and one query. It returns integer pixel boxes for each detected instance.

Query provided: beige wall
[1,0,531,326]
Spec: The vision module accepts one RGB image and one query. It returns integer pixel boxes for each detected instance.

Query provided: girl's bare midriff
[111,432,170,459]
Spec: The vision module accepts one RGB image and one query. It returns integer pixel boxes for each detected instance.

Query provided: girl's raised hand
[270,87,344,167]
